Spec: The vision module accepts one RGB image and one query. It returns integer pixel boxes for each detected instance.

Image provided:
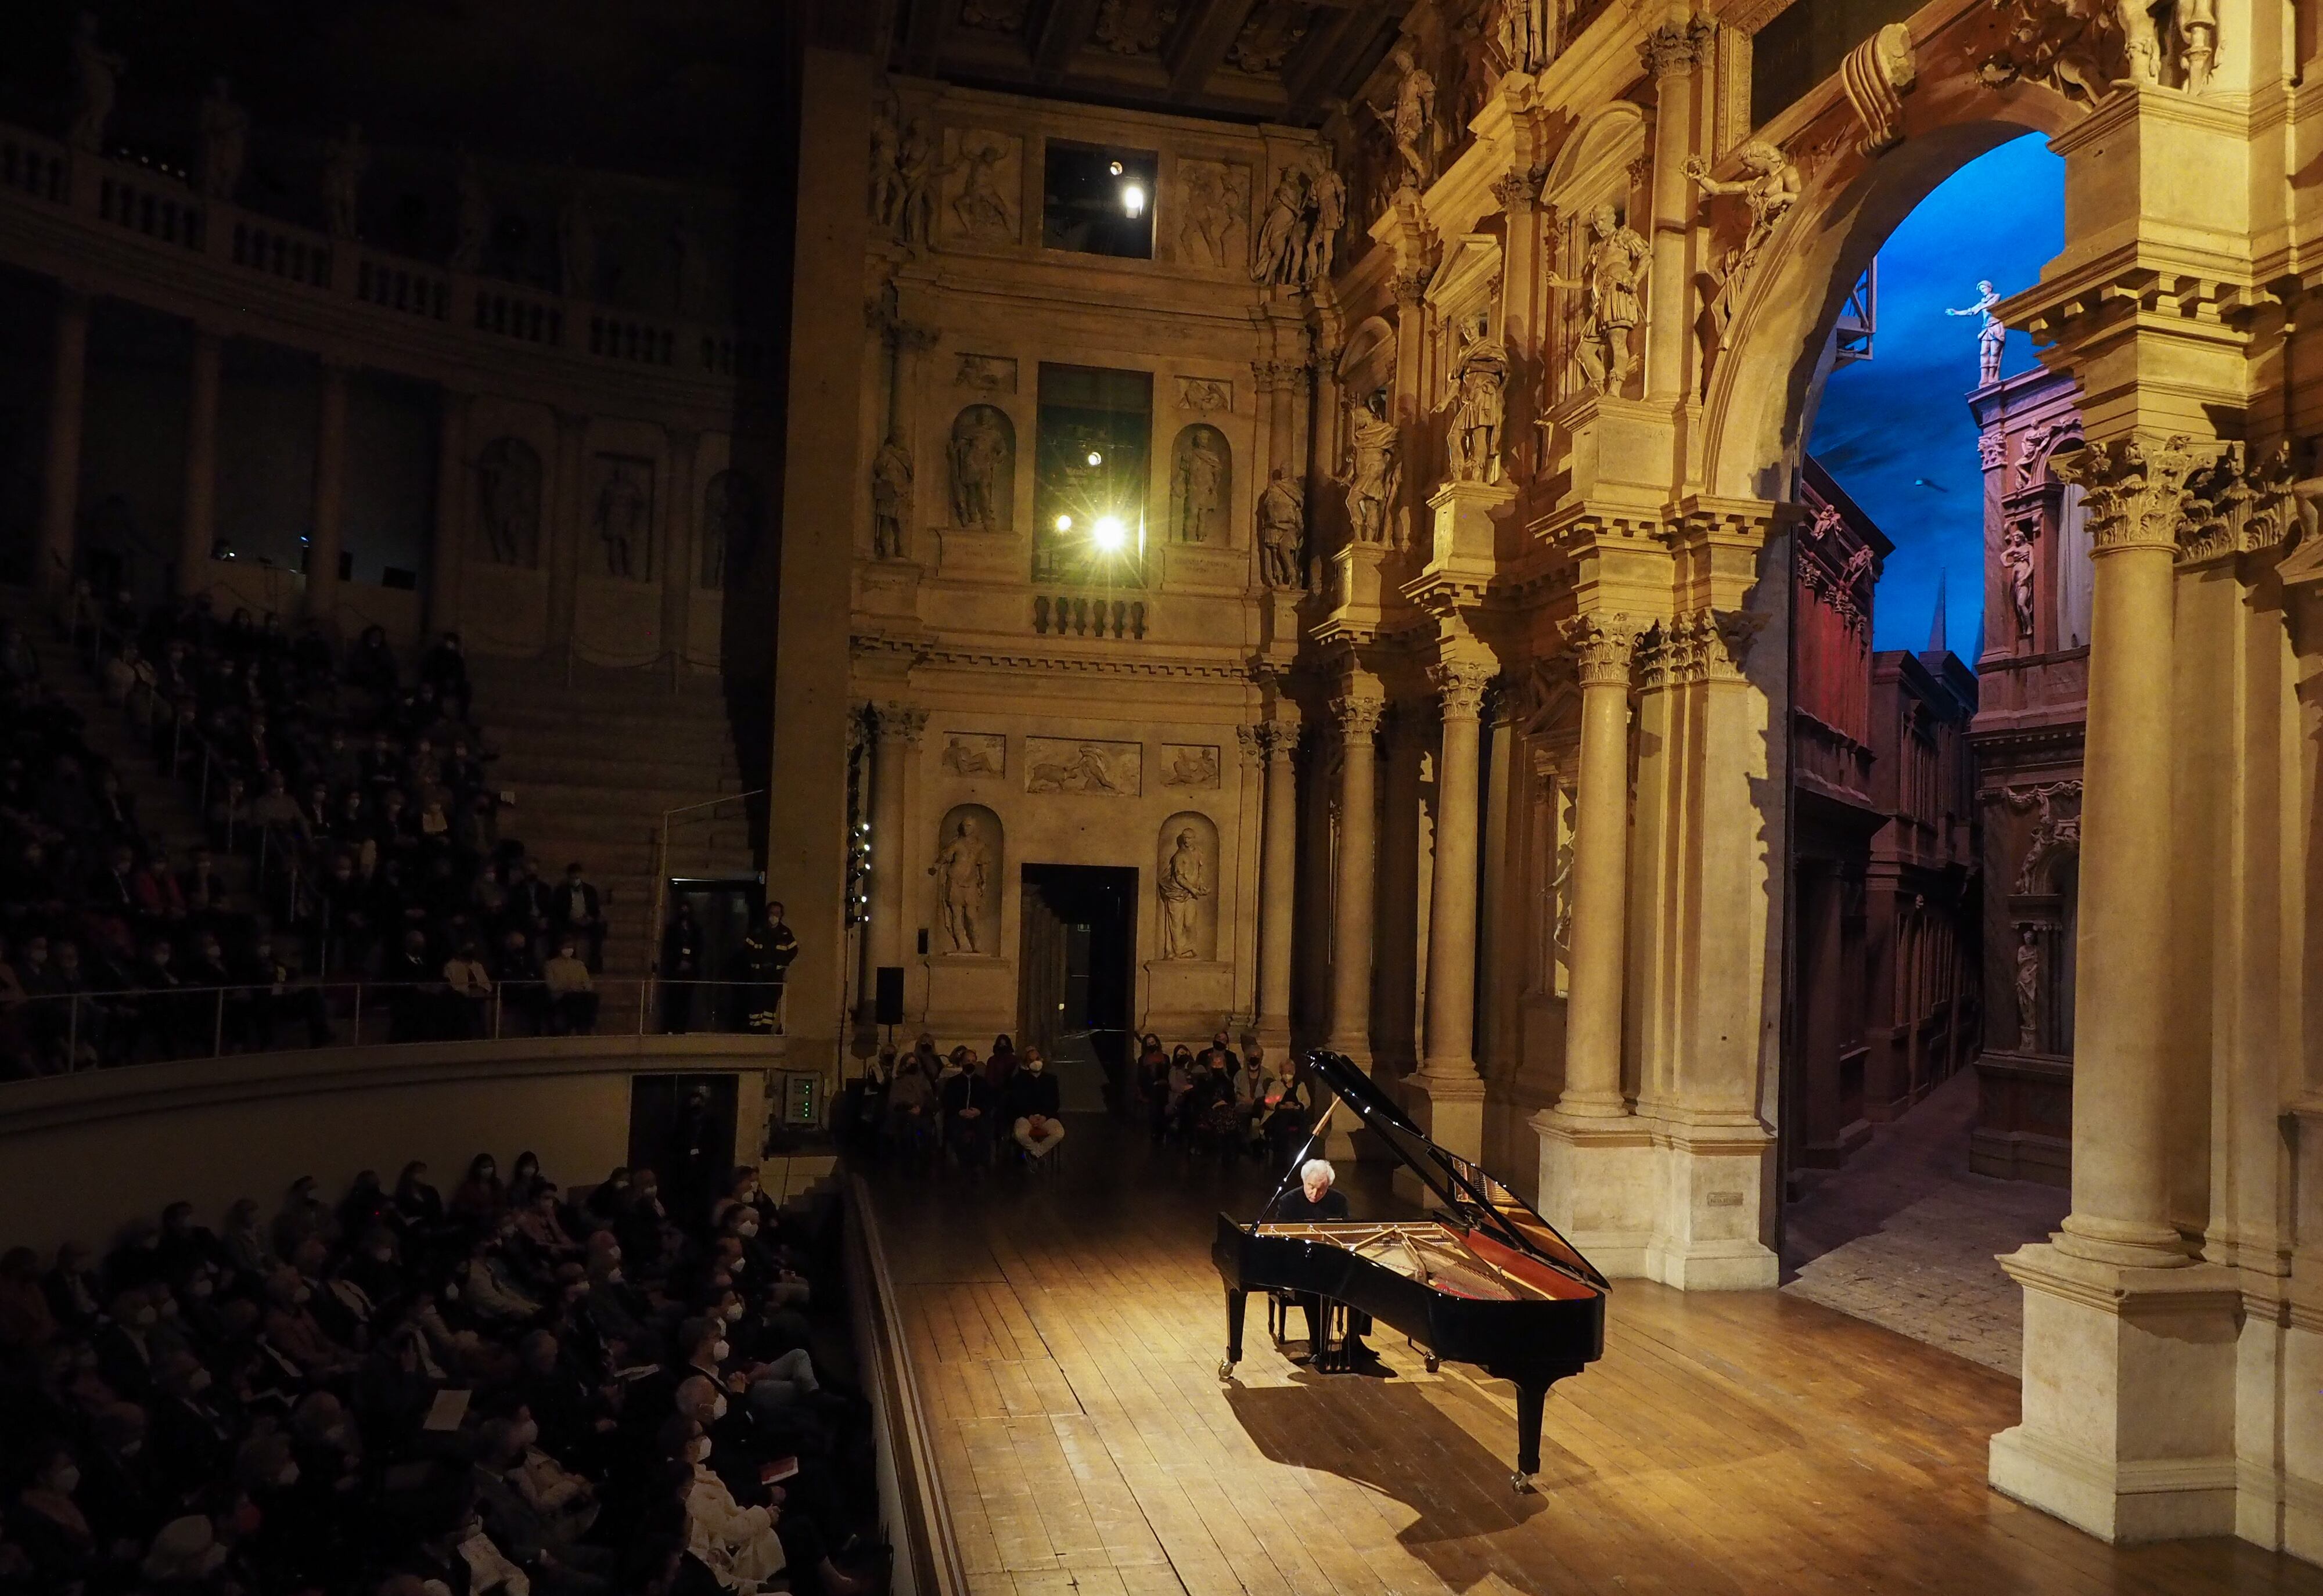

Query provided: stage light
[1093,515,1126,551]
[1086,449,1104,466]
[1109,160,1124,176]
[1055,514,1073,532]
[1122,183,1144,217]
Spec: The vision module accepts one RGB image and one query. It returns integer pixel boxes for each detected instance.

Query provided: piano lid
[1301,1050,1609,1292]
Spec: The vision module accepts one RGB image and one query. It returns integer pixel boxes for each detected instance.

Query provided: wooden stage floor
[863,1114,2323,1596]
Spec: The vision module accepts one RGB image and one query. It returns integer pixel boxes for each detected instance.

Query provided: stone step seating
[466,656,758,981]
[0,585,257,908]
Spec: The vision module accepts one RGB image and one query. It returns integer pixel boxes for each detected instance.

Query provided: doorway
[626,1072,739,1205]
[661,877,763,1032]
[1018,864,1136,1103]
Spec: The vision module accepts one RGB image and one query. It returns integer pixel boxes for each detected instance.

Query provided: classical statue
[2013,926,2041,1051]
[1946,280,2006,387]
[594,462,648,579]
[871,436,914,560]
[1257,468,1307,590]
[559,188,596,299]
[2002,519,2037,639]
[1178,163,1234,268]
[894,121,937,256]
[322,123,368,240]
[1157,828,1210,959]
[1251,168,1309,288]
[1368,44,1438,190]
[197,78,248,203]
[948,408,1009,531]
[1176,431,1226,543]
[1302,165,1347,286]
[950,137,1015,242]
[1344,391,1404,549]
[449,154,490,273]
[1545,204,1649,396]
[1444,311,1508,485]
[1496,0,1558,74]
[931,817,991,954]
[702,470,760,590]
[474,438,542,568]
[1684,140,1801,336]
[67,12,122,155]
[868,89,904,230]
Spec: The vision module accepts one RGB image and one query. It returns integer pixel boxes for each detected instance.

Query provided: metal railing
[0,976,789,1078]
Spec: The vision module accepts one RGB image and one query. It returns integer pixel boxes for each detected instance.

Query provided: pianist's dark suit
[1273,1187,1369,1356]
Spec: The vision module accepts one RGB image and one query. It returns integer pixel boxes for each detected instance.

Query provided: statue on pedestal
[1946,280,2006,387]
[871,437,914,560]
[197,79,248,202]
[1157,828,1210,959]
[1444,311,1508,484]
[1344,391,1405,549]
[322,123,368,240]
[68,12,123,155]
[1545,205,1648,397]
[1257,469,1307,590]
[932,817,991,954]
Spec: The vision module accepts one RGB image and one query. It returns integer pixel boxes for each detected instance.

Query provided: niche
[930,803,1005,957]
[1168,424,1231,545]
[1152,810,1220,963]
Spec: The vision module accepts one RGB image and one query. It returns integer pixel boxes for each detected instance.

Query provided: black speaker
[874,966,905,1026]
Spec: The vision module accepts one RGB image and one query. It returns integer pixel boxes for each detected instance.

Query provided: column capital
[1427,658,1495,720]
[2049,433,2216,556]
[1489,167,1541,216]
[1562,612,1649,687]
[1330,693,1386,740]
[873,700,929,744]
[1644,609,1767,686]
[1639,16,1715,78]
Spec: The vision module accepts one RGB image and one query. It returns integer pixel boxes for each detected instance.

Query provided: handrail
[845,1175,969,1596]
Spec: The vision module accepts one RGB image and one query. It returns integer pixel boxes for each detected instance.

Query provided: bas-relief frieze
[941,733,1006,777]
[1156,744,1221,789]
[955,354,1018,394]
[1024,737,1142,796]
[940,128,1021,247]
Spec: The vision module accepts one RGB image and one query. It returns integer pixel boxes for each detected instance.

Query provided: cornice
[851,632,1258,681]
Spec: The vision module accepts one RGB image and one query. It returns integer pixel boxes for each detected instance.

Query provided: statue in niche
[594,459,650,580]
[1496,0,1557,74]
[949,135,1015,243]
[197,78,248,202]
[1257,468,1307,590]
[450,154,490,273]
[2014,926,2041,1051]
[474,438,542,568]
[559,188,596,300]
[1443,311,1508,485]
[322,123,368,240]
[1251,168,1309,288]
[2002,518,2037,639]
[894,121,937,256]
[1343,390,1405,549]
[871,436,914,560]
[1946,279,2006,387]
[68,12,123,154]
[1174,427,1228,543]
[1303,164,1346,286]
[931,816,992,955]
[869,87,904,230]
[1367,43,1438,191]
[948,407,1012,531]
[1157,828,1210,959]
[1685,140,1801,340]
[1546,204,1649,397]
[702,470,760,590]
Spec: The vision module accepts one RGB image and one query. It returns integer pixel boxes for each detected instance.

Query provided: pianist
[1274,1161,1375,1365]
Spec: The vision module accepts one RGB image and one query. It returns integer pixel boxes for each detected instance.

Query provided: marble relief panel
[1023,737,1141,796]
[941,732,1006,778]
[940,128,1021,247]
[1155,744,1220,790]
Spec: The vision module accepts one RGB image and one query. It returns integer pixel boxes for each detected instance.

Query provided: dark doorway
[662,877,762,1032]
[628,1072,739,1209]
[1017,864,1135,1079]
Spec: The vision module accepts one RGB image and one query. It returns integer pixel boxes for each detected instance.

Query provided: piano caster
[1423,1355,1440,1374]
[1510,1472,1535,1495]
[1217,1358,1236,1381]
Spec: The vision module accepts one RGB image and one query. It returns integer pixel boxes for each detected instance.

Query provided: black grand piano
[1212,1050,1608,1491]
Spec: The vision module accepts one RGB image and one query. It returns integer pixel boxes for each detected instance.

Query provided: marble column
[1255,719,1299,1050]
[1326,689,1384,1071]
[306,359,350,624]
[37,287,91,592]
[177,325,223,595]
[1641,16,1709,402]
[662,427,700,682]
[1558,613,1645,1116]
[1411,660,1494,1170]
[869,702,927,989]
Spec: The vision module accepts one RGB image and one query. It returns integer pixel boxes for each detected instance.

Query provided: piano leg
[1220,1288,1247,1381]
[1511,1382,1547,1493]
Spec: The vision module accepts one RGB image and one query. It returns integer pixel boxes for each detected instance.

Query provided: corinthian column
[1254,719,1299,1050]
[1327,689,1385,1070]
[1640,16,1710,402]
[869,701,927,982]
[1421,661,1494,1083]
[1558,612,1645,1116]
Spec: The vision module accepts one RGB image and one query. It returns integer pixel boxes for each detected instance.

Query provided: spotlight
[1109,160,1124,176]
[1122,183,1144,217]
[1093,515,1126,551]
[1086,449,1104,466]
[1054,514,1073,532]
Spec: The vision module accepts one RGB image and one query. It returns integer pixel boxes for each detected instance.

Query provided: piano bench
[1265,1291,1347,1365]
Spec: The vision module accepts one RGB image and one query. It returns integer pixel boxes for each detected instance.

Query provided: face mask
[118,1439,142,1457]
[711,1394,729,1420]
[133,1306,158,1328]
[277,1462,300,1486]
[159,1299,178,1320]
[49,1467,79,1495]
[711,1339,731,1361]
[371,1247,394,1263]
[1028,1061,1044,1074]
[514,1421,538,1450]
[605,1269,624,1285]
[687,1438,712,1463]
[326,1424,353,1449]
[736,1221,758,1238]
[188,1368,213,1393]
[722,1302,743,1323]
[190,1277,213,1298]
[293,1287,312,1306]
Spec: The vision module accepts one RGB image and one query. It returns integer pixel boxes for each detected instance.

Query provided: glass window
[1033,364,1152,585]
[1042,142,1157,260]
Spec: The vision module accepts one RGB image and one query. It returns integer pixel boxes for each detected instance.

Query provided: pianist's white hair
[1300,1158,1335,1188]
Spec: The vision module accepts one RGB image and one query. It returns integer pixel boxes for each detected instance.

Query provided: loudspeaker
[874,966,905,1026]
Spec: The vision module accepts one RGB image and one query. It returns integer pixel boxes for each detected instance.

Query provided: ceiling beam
[1033,0,1104,76]
[1283,1,1396,122]
[1166,0,1261,100]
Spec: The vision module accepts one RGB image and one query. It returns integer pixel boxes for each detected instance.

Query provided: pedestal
[1530,1108,1778,1288]
[1396,1069,1486,1205]
[1531,1109,1659,1278]
[854,559,923,622]
[1258,589,1301,670]
[1989,1243,2241,1543]
[1423,478,1513,586]
[1327,542,1390,632]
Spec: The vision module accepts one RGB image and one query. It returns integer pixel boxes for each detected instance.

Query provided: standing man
[555,862,605,972]
[738,902,799,1034]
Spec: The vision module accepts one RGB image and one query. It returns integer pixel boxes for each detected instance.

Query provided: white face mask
[276,1462,300,1486]
[514,1420,538,1450]
[49,1466,79,1495]
[605,1269,624,1285]
[711,1340,730,1362]
[133,1306,158,1328]
[687,1438,712,1463]
[188,1368,213,1393]
[293,1286,312,1306]
[711,1394,729,1420]
[736,1220,758,1238]
[721,1303,743,1323]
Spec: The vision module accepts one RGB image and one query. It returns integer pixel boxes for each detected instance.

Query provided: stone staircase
[468,657,758,981]
[0,585,256,904]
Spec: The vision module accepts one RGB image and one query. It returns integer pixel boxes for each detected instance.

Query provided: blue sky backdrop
[1807,135,2065,665]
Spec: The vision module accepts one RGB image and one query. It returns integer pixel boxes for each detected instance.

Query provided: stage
[862,1114,2321,1595]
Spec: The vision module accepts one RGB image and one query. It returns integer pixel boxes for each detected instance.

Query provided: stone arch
[700,468,761,590]
[1153,810,1220,963]
[1168,423,1231,545]
[473,437,542,568]
[947,403,1015,532]
[1336,315,1395,396]
[930,803,1004,957]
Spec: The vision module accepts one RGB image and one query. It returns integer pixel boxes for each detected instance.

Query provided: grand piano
[1212,1050,1608,1491]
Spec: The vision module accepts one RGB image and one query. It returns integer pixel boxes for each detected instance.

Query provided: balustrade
[589,314,675,365]
[232,219,332,287]
[0,131,66,203]
[1031,593,1147,640]
[474,289,564,347]
[99,172,203,248]
[355,254,450,320]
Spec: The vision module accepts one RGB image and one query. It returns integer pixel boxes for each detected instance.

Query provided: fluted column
[37,287,91,593]
[306,358,350,623]
[1255,719,1299,1049]
[2049,441,2192,1266]
[1558,613,1645,1116]
[1641,16,1710,402]
[177,325,224,595]
[1420,661,1493,1080]
[1327,689,1385,1069]
[869,701,927,982]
